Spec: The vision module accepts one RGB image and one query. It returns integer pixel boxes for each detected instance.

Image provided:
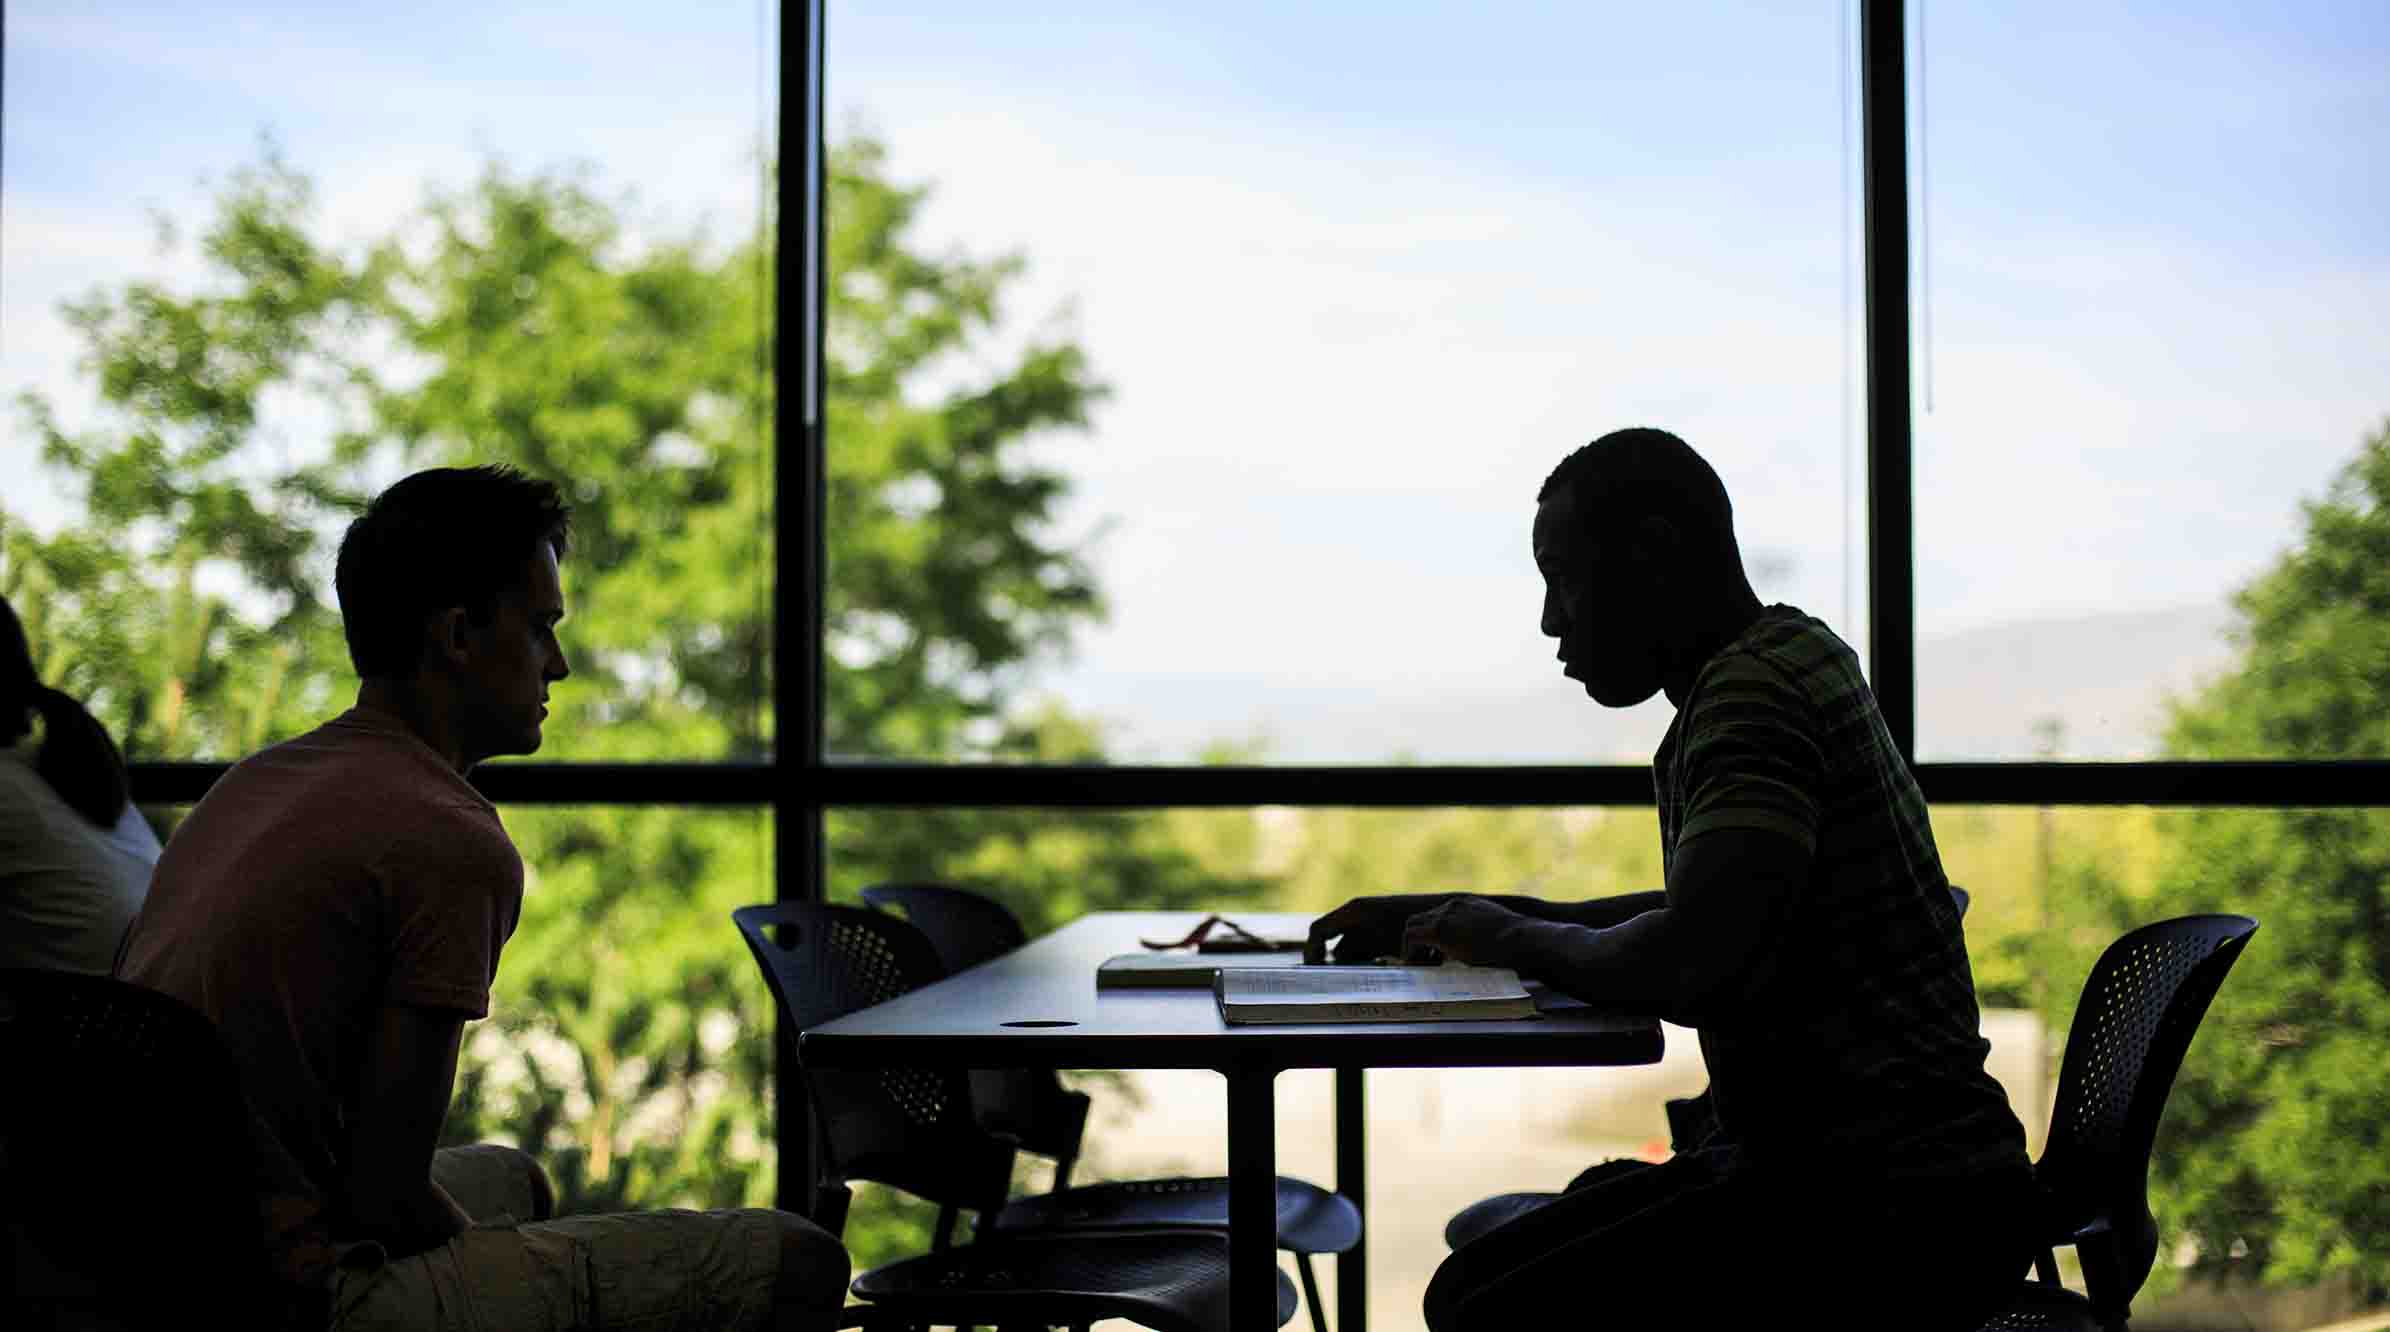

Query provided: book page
[1220,965,1527,1003]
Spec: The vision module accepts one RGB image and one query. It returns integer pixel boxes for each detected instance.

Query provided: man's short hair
[335,466,573,679]
[1538,427,1738,562]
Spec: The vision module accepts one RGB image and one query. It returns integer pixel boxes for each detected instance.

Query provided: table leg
[1335,1066,1366,1332]
[1226,1064,1280,1332]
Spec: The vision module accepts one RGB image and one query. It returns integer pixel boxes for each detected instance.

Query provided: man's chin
[1582,677,1659,709]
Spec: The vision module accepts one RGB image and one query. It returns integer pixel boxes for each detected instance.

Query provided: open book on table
[1214,965,1537,1024]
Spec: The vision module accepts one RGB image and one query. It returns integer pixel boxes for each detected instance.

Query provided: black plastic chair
[1,968,285,1329]
[1974,912,2260,1331]
[858,883,1094,1187]
[731,903,1297,1332]
[857,883,1361,1332]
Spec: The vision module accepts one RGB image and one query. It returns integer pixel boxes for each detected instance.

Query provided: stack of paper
[1097,951,1309,989]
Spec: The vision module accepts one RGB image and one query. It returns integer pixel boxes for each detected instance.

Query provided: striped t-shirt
[1653,605,2028,1180]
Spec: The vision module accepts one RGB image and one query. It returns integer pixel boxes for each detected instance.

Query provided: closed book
[1215,965,1537,1024]
[1098,951,1310,989]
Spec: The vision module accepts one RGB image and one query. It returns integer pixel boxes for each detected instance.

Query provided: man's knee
[432,1142,555,1222]
[767,1210,850,1311]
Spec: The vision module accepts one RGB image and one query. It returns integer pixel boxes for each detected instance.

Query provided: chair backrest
[730,903,1017,1220]
[0,968,276,1313]
[857,882,1030,973]
[2033,914,2259,1318]
[853,883,1092,1176]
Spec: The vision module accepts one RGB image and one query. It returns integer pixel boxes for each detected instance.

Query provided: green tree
[2023,421,2390,1293]
[2,136,1261,1260]
[4,154,377,770]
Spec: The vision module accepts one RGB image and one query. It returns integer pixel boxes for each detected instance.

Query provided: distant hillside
[1058,604,2241,765]
[1914,604,2237,760]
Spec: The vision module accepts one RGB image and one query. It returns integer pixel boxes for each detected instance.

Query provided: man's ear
[1631,516,1682,569]
[429,606,475,669]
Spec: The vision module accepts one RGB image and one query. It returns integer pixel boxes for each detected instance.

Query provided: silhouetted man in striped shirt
[1307,427,2037,1331]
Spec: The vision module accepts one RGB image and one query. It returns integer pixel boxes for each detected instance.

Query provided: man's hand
[1401,896,1530,967]
[1304,893,1458,964]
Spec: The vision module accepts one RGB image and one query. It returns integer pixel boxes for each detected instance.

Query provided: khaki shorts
[328,1145,847,1332]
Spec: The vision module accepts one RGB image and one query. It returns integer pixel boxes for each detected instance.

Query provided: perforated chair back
[858,882,1029,973]
[0,968,278,1318]
[730,903,1016,1221]
[855,883,1093,1179]
[2033,914,2259,1319]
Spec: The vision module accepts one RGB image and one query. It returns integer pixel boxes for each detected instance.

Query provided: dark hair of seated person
[0,592,132,829]
[333,464,574,680]
[1538,425,1746,577]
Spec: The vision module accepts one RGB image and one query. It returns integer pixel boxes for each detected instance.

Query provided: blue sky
[6,1,2386,762]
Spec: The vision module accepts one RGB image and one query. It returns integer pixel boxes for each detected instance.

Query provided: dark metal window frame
[112,0,2390,1210]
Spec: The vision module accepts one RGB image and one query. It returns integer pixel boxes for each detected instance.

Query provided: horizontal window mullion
[1916,761,2390,807]
[816,764,1658,809]
[128,758,2390,810]
[128,762,778,807]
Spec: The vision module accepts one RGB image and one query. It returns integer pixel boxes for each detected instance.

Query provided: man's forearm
[1486,890,1668,933]
[1495,908,1694,1014]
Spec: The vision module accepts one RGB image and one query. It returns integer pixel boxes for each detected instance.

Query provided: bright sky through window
[5,1,2385,762]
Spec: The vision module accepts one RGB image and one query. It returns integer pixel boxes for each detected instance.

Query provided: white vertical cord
[1917,0,1935,415]
[1839,0,1856,634]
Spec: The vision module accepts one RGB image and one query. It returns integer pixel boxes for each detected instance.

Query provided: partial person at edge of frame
[1306,427,2039,1332]
[114,465,850,1331]
[0,589,161,975]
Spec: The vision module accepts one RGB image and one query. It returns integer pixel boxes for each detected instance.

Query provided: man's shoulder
[174,711,507,881]
[0,747,65,824]
[1702,607,1863,703]
[226,709,489,812]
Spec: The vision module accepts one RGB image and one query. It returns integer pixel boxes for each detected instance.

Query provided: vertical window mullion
[775,0,830,1216]
[1860,0,1918,761]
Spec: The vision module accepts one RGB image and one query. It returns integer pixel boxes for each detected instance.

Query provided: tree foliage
[0,138,1255,1261]
[2023,421,2390,1292]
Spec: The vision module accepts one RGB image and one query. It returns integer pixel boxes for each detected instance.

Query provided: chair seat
[990,1174,1363,1256]
[850,1227,1298,1332]
[1974,1282,2106,1330]
[1443,1190,1560,1250]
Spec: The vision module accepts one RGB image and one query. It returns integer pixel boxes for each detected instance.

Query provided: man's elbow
[1662,977,1738,1028]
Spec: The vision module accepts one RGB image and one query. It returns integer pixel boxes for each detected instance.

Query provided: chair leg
[933,1204,960,1252]
[1297,1252,1327,1332]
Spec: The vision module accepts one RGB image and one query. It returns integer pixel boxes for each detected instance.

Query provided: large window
[1912,2,2390,761]
[1,0,777,764]
[825,0,1867,765]
[1,0,781,1217]
[8,0,2386,1307]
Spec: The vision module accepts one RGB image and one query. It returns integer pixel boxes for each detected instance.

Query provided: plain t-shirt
[0,743,161,974]
[116,703,523,1289]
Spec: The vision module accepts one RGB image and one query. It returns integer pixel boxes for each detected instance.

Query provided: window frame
[112,0,2390,1213]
